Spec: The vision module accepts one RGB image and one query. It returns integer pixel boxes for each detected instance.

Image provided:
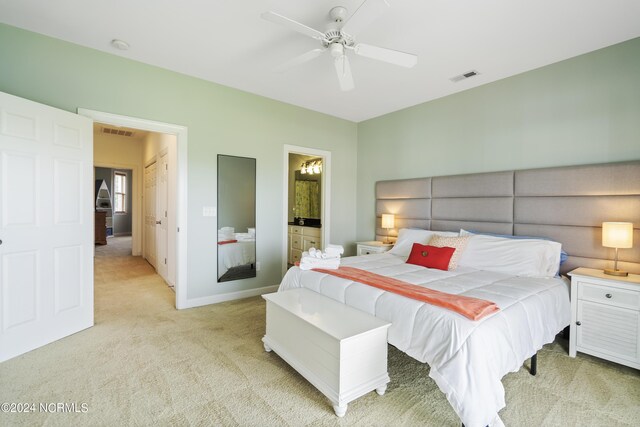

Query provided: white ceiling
[1,0,639,122]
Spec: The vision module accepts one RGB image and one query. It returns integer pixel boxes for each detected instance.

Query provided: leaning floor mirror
[217,155,256,282]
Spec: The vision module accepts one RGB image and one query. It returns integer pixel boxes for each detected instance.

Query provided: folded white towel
[324,244,344,257]
[305,248,339,260]
[299,257,340,270]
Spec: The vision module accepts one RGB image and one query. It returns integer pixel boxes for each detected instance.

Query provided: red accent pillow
[406,243,455,271]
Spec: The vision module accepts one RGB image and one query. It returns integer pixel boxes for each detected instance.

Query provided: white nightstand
[568,267,640,369]
[356,241,394,256]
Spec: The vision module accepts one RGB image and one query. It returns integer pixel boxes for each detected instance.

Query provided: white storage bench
[262,288,391,417]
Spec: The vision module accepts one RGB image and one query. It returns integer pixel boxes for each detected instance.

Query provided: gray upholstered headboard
[375,161,640,275]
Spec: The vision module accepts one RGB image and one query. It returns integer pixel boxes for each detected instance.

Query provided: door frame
[79,109,188,309]
[282,145,331,276]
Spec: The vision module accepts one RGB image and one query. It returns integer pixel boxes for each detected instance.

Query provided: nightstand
[356,241,394,256]
[568,267,640,369]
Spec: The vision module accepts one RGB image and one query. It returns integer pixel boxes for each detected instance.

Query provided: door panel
[0,91,93,362]
[53,245,82,314]
[0,110,39,140]
[2,152,38,227]
[2,250,38,329]
[54,159,82,224]
[53,123,81,149]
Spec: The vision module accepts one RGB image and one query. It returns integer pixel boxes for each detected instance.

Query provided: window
[114,172,127,214]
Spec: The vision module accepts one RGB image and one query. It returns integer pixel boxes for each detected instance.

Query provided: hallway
[95,236,173,298]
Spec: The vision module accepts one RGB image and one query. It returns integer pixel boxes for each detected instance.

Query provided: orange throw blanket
[218,240,238,245]
[312,266,499,321]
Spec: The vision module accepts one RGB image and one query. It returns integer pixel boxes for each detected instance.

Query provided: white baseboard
[180,284,279,309]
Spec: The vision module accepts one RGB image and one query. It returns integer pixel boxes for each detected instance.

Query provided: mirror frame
[217,154,257,283]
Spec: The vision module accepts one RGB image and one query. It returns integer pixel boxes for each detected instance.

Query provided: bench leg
[530,353,537,376]
[333,403,348,417]
[376,385,387,396]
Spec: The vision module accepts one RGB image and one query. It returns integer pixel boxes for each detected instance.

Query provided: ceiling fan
[261,0,418,91]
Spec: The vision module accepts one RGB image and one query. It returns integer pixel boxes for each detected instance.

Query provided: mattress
[278,253,571,427]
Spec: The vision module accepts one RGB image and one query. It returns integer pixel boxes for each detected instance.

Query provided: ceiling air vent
[450,70,480,83]
[102,127,134,137]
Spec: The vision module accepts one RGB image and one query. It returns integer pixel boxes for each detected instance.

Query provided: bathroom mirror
[217,155,256,282]
[294,179,321,219]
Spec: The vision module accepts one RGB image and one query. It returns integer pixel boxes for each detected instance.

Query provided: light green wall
[356,37,640,241]
[0,24,358,301]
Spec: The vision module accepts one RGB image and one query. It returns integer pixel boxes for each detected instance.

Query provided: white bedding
[278,253,571,427]
[217,240,255,277]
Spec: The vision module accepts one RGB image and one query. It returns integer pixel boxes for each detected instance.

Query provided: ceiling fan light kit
[262,0,417,91]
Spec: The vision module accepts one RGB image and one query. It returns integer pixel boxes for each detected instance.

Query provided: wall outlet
[203,206,216,217]
[256,262,261,271]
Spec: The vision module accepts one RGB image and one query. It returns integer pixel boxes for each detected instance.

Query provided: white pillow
[458,233,561,278]
[388,228,459,258]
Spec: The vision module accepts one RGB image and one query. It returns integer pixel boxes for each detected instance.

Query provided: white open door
[156,152,169,282]
[0,91,93,363]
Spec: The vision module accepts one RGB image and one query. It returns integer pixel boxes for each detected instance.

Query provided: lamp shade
[602,222,633,249]
[381,214,395,229]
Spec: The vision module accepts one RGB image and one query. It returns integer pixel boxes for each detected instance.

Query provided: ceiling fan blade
[334,55,354,91]
[274,48,326,72]
[261,11,326,41]
[341,0,390,37]
[354,43,417,68]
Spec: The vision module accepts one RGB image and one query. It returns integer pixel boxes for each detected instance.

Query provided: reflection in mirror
[217,155,256,282]
[291,156,322,226]
[295,180,320,219]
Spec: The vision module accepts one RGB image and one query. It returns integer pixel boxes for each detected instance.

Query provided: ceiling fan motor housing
[329,43,345,58]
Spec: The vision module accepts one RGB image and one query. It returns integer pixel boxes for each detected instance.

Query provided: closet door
[144,162,157,268]
[156,152,169,282]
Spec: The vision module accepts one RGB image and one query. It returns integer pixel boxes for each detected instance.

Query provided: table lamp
[381,214,395,244]
[602,222,633,277]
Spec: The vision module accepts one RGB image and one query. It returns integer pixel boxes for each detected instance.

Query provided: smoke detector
[110,39,130,51]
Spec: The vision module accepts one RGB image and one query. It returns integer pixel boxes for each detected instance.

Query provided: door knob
[156,220,162,224]
[576,321,581,326]
[605,293,612,299]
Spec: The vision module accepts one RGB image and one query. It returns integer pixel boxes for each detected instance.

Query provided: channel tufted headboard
[375,161,640,275]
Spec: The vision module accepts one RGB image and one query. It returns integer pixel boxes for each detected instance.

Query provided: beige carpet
[1,238,638,426]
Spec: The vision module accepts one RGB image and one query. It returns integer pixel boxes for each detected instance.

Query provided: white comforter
[217,240,255,277]
[278,253,570,427]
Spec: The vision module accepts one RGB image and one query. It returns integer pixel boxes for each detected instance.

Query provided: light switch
[203,206,216,217]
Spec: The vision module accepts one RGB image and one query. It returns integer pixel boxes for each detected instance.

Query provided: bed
[276,161,640,427]
[217,238,256,278]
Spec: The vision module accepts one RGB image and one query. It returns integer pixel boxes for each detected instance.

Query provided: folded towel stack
[324,244,344,257]
[235,232,255,242]
[299,245,344,270]
[218,227,234,242]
